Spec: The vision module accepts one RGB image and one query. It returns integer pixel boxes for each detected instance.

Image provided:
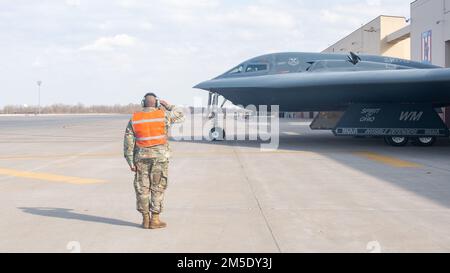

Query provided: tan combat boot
[142,213,151,229]
[149,213,167,229]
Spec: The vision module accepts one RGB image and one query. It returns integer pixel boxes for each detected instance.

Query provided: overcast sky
[0,0,412,107]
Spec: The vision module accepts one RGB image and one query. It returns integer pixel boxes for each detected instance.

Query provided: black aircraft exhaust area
[194,52,450,146]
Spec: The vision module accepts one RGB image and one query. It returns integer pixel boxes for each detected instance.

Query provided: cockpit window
[245,64,268,73]
[228,65,244,74]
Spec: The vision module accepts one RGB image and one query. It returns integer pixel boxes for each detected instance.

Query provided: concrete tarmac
[0,114,450,253]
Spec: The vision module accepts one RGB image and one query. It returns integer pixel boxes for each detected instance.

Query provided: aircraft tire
[384,136,409,147]
[412,137,436,147]
[209,127,225,141]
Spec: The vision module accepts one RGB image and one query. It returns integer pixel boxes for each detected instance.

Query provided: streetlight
[37,81,42,115]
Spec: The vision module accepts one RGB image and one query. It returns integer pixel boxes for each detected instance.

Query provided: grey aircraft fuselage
[194,52,450,112]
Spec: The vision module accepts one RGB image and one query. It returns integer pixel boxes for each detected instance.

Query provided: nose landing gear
[209,127,225,141]
[207,92,228,141]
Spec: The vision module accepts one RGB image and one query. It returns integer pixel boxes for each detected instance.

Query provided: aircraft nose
[193,80,211,90]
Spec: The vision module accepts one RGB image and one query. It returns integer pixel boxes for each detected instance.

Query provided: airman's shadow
[18,207,140,228]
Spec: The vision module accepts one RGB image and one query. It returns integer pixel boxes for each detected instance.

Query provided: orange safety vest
[132,109,167,148]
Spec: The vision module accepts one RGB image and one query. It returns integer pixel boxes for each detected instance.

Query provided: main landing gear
[384,136,437,147]
[384,136,409,147]
[412,136,437,147]
[332,103,448,147]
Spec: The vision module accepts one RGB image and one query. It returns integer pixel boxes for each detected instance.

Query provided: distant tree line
[0,104,208,115]
[0,105,315,119]
[0,103,142,114]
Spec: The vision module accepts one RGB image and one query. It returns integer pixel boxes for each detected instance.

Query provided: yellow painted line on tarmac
[355,152,422,168]
[172,150,316,158]
[0,150,315,161]
[0,153,121,161]
[0,168,106,184]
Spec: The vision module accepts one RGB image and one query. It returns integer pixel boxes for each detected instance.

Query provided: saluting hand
[159,100,170,109]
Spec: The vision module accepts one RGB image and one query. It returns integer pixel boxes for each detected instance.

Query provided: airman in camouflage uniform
[124,93,185,229]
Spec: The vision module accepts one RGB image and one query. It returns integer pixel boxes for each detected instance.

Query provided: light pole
[37,81,42,115]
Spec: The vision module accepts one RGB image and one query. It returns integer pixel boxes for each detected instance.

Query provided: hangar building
[323,0,450,126]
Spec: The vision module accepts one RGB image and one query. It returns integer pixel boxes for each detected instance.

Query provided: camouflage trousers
[134,158,169,214]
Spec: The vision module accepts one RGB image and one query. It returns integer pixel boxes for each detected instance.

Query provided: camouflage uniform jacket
[123,105,185,168]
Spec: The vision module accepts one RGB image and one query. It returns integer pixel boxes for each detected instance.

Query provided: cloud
[366,0,382,6]
[32,56,46,68]
[66,0,81,7]
[140,21,153,30]
[80,34,137,51]
[207,5,297,29]
[164,0,219,9]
